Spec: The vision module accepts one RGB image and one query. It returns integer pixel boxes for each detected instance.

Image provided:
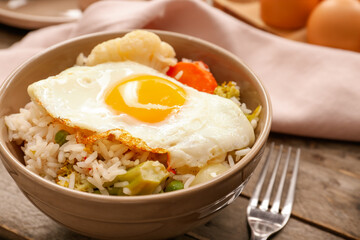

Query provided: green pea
[107,187,123,196]
[165,180,184,192]
[55,130,70,146]
[93,189,101,194]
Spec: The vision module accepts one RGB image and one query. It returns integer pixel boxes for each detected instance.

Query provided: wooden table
[0,21,359,240]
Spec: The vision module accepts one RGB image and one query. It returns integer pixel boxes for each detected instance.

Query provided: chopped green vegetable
[246,105,262,122]
[75,178,94,192]
[57,163,73,178]
[110,161,169,196]
[165,180,184,192]
[55,130,70,146]
[107,187,124,196]
[56,163,94,192]
[214,81,240,99]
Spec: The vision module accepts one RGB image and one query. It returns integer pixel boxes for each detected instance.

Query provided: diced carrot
[166,61,218,93]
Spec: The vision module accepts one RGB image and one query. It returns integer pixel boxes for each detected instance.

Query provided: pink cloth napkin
[1,0,359,141]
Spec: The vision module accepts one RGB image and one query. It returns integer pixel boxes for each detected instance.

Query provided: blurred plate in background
[0,0,82,29]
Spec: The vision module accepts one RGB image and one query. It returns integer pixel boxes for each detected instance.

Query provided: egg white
[28,61,255,168]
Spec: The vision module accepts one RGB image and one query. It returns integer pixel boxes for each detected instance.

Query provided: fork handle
[251,233,269,240]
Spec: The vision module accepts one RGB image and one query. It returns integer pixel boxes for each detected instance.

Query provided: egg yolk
[105,75,186,123]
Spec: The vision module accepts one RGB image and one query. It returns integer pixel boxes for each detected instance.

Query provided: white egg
[28,61,255,169]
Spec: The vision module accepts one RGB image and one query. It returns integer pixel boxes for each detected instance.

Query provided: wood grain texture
[242,133,360,239]
[0,225,29,240]
[1,132,351,240]
[174,197,345,240]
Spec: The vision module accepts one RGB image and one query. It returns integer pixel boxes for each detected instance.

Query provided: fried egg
[28,61,255,168]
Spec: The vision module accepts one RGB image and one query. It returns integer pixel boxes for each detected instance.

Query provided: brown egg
[307,0,360,52]
[260,0,320,30]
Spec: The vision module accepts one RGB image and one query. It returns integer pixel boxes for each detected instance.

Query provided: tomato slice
[166,61,218,93]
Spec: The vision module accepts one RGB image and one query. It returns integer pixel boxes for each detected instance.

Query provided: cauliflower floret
[84,30,177,73]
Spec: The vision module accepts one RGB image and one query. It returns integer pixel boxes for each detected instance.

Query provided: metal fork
[247,143,301,240]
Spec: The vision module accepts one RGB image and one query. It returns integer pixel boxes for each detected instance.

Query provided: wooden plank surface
[0,156,346,240]
[178,197,345,240]
[242,133,360,240]
[0,133,353,240]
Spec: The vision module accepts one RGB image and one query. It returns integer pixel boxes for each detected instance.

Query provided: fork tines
[246,143,301,239]
[249,142,301,214]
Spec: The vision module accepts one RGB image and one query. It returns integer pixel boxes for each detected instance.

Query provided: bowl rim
[0,29,272,203]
